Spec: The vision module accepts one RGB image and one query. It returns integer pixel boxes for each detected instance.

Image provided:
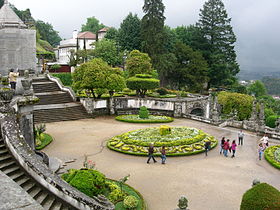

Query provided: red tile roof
[77,31,96,39]
[98,27,109,33]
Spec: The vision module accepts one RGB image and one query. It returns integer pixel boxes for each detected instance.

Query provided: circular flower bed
[264,145,280,170]
[115,115,174,123]
[107,126,218,156]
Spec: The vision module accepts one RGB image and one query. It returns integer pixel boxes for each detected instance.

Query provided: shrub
[264,145,280,170]
[160,125,171,135]
[139,106,149,119]
[126,74,159,98]
[63,169,106,197]
[156,87,168,95]
[123,195,139,209]
[50,64,61,71]
[266,115,279,128]
[52,73,73,86]
[240,183,280,210]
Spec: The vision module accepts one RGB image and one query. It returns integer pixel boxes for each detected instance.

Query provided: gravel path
[43,116,280,210]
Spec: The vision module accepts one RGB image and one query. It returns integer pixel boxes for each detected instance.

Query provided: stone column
[17,96,39,150]
[174,102,182,117]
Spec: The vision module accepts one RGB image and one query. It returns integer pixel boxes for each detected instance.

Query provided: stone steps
[32,77,90,123]
[0,139,70,210]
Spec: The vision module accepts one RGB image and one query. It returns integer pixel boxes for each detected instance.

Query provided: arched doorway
[190,108,204,117]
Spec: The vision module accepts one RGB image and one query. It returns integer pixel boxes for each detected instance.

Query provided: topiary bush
[62,169,106,197]
[266,115,279,128]
[123,195,139,209]
[240,183,280,210]
[139,106,149,119]
[156,87,168,95]
[160,125,171,135]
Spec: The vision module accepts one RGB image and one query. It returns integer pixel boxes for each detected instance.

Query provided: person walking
[223,139,230,157]
[261,134,269,148]
[220,137,225,155]
[238,130,245,145]
[231,140,237,158]
[8,69,19,90]
[258,143,265,160]
[147,143,157,164]
[205,140,211,156]
[160,146,166,164]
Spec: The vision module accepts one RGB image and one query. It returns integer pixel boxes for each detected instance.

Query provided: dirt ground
[43,116,280,210]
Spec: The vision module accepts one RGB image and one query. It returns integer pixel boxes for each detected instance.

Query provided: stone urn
[0,88,15,103]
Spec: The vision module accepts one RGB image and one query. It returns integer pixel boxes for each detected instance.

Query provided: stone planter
[0,88,15,102]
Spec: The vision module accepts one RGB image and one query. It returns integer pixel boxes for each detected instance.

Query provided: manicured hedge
[51,73,73,86]
[35,133,53,150]
[107,126,218,156]
[115,115,174,123]
[240,183,280,210]
[264,145,280,170]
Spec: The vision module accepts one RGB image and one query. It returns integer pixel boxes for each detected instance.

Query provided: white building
[55,28,109,65]
[55,30,96,64]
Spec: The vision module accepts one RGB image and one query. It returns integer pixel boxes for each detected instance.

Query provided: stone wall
[0,28,37,76]
[0,106,114,210]
[80,96,211,120]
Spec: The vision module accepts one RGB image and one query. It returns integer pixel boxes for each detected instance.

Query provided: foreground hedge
[240,183,280,210]
[107,126,218,156]
[264,145,280,170]
[115,115,174,123]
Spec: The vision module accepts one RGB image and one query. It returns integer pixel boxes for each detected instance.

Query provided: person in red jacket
[223,139,230,157]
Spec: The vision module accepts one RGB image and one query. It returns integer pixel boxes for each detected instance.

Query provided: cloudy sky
[8,0,280,74]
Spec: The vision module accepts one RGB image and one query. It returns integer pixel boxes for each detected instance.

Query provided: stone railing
[0,106,114,210]
[47,74,77,101]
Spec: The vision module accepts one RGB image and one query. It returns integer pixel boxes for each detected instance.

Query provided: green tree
[106,68,126,97]
[141,0,166,63]
[217,91,254,120]
[126,50,153,77]
[104,27,119,42]
[197,0,239,87]
[247,80,267,97]
[127,74,159,98]
[262,77,280,95]
[35,20,62,46]
[168,42,209,92]
[118,13,141,51]
[93,39,121,66]
[73,58,125,98]
[0,0,3,8]
[81,17,105,34]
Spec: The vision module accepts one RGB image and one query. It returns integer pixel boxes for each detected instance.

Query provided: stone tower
[0,0,37,76]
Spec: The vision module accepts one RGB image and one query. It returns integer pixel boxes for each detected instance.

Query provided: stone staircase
[32,77,90,124]
[0,138,70,209]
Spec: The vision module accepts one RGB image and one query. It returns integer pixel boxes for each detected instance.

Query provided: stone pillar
[108,98,115,115]
[174,102,182,117]
[16,96,39,150]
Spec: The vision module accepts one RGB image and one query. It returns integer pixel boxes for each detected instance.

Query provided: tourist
[260,134,269,148]
[220,137,225,154]
[160,146,166,164]
[8,68,19,90]
[147,143,157,164]
[223,139,230,157]
[231,140,237,158]
[204,140,211,156]
[258,143,265,160]
[238,130,245,145]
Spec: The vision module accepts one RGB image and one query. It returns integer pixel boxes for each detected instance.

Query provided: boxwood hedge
[264,145,280,170]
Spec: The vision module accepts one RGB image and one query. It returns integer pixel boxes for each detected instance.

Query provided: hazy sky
[8,0,280,73]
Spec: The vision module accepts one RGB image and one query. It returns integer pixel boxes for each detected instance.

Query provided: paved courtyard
[43,116,280,210]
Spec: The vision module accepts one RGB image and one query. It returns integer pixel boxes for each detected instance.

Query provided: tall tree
[197,0,239,87]
[118,12,141,51]
[104,27,119,42]
[247,80,267,97]
[81,17,105,34]
[93,39,121,66]
[0,0,4,8]
[141,0,166,63]
[35,20,62,46]
[168,42,209,92]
